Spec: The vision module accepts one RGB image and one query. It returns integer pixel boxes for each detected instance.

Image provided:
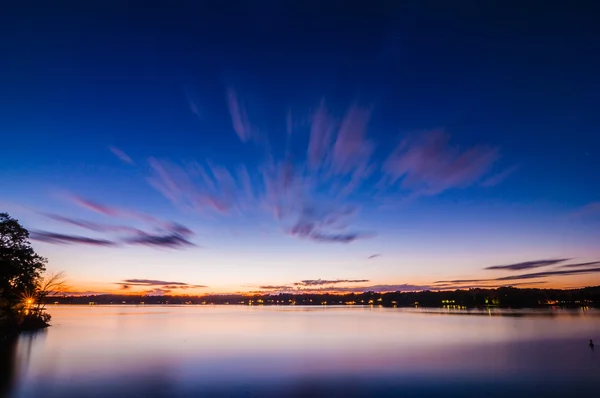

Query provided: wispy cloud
[189,99,202,119]
[32,229,195,249]
[258,285,294,290]
[485,258,570,271]
[558,261,600,269]
[436,264,600,284]
[307,232,373,243]
[368,254,381,259]
[120,279,206,287]
[66,194,193,234]
[70,195,121,217]
[286,203,372,244]
[258,283,434,293]
[142,97,502,245]
[570,202,600,218]
[226,87,257,142]
[146,154,374,244]
[30,231,117,246]
[495,266,600,281]
[109,146,135,165]
[307,101,334,169]
[38,201,195,249]
[383,130,498,197]
[43,213,144,235]
[331,105,373,176]
[124,232,195,249]
[52,290,113,296]
[116,279,206,295]
[480,165,518,187]
[147,159,245,214]
[256,279,370,292]
[294,279,370,287]
[334,284,437,293]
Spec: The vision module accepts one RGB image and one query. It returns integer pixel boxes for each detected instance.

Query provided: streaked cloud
[36,204,195,249]
[294,279,370,286]
[485,258,570,271]
[368,254,381,259]
[436,264,600,284]
[120,279,206,288]
[140,98,501,245]
[124,232,194,249]
[307,232,373,243]
[67,194,185,232]
[571,202,600,218]
[558,261,600,269]
[109,146,134,165]
[188,99,202,119]
[31,231,117,246]
[42,213,144,235]
[226,87,257,142]
[258,285,293,290]
[383,130,498,197]
[480,165,518,187]
[334,284,439,293]
[256,279,370,292]
[51,290,112,296]
[70,195,121,217]
[147,158,243,214]
[286,204,373,243]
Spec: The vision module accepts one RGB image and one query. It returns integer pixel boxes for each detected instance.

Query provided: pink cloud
[384,130,498,196]
[109,146,134,165]
[43,213,145,235]
[308,101,335,169]
[148,159,245,215]
[226,87,256,142]
[331,105,373,175]
[138,101,503,246]
[66,194,193,236]
[71,196,121,217]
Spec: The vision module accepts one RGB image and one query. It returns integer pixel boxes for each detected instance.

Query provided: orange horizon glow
[54,276,600,297]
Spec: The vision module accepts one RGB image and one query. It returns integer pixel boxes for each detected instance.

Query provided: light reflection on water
[3,306,600,397]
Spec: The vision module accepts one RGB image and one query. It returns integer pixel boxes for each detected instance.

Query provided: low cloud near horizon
[485,258,571,271]
[116,279,207,293]
[437,263,600,284]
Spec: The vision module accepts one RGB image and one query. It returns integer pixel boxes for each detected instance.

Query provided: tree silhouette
[0,213,49,332]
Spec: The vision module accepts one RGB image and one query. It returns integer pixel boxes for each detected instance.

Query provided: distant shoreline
[48,285,600,309]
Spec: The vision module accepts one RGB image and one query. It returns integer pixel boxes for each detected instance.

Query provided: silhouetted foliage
[0,213,50,336]
[0,213,47,304]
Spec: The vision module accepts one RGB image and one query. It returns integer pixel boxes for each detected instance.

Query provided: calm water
[2,306,600,397]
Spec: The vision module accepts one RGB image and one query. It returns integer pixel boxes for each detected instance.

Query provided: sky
[1,1,599,295]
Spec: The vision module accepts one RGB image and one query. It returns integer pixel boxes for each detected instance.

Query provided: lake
[2,305,599,397]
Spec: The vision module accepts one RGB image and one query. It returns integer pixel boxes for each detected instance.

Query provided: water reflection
[1,330,46,398]
[0,339,17,397]
[3,306,600,397]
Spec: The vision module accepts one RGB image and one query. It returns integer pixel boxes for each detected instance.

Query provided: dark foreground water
[2,306,600,397]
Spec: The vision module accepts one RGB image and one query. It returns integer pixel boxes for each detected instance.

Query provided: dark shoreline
[48,285,600,309]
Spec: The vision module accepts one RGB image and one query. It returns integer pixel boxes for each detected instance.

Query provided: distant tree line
[50,286,600,308]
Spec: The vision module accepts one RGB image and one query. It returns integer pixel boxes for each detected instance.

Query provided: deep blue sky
[1,1,599,294]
